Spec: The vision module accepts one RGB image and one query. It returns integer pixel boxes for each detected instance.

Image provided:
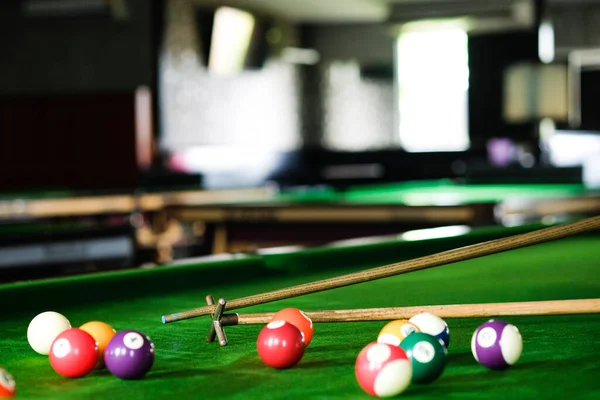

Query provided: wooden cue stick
[161,215,600,324]
[219,298,600,326]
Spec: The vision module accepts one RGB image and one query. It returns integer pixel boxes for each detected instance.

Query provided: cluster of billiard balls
[355,313,523,397]
[256,308,314,368]
[1,310,155,394]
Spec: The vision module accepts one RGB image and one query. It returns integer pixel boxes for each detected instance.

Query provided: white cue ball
[27,311,71,355]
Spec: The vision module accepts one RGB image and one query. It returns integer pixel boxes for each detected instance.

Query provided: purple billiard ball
[104,330,155,379]
[471,320,522,370]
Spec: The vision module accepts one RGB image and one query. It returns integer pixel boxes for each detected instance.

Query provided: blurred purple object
[487,138,515,167]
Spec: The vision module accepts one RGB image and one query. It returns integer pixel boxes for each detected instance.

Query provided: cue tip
[162,314,177,324]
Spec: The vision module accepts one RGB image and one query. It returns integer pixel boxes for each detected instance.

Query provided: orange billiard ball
[271,308,314,347]
[79,321,116,368]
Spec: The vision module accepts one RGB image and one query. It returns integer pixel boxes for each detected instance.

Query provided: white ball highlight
[412,341,435,363]
[373,359,412,398]
[377,333,402,347]
[500,324,523,365]
[470,330,480,362]
[367,343,392,364]
[267,320,286,329]
[477,327,497,348]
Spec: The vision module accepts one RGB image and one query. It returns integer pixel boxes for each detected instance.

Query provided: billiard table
[0,186,276,271]
[0,220,598,399]
[166,179,600,253]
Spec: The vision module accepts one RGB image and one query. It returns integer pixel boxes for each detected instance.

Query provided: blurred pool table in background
[0,186,277,221]
[166,179,600,253]
[0,221,598,399]
[1,180,599,272]
[0,186,276,278]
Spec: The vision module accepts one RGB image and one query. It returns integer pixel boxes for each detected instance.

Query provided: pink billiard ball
[49,328,98,378]
[256,320,305,369]
[355,342,412,398]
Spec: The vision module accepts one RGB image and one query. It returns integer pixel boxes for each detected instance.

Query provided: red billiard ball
[49,328,98,378]
[0,367,15,397]
[271,308,314,346]
[256,320,305,369]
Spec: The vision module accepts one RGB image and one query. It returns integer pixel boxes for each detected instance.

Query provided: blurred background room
[1,0,599,283]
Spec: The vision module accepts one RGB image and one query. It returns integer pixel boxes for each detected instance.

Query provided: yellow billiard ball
[377,319,420,346]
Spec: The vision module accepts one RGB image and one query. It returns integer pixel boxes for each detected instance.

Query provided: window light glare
[538,19,555,64]
[401,225,471,241]
[208,7,255,76]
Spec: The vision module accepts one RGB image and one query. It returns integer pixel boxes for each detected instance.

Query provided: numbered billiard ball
[271,308,314,346]
[471,319,522,370]
[409,312,450,348]
[104,330,155,379]
[257,320,305,369]
[377,319,420,346]
[27,311,71,355]
[355,342,412,398]
[79,321,116,368]
[0,367,15,398]
[49,328,98,378]
[400,332,447,384]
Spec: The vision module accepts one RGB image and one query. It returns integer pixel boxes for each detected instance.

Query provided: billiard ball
[400,332,447,384]
[49,328,98,378]
[79,321,116,368]
[0,367,15,398]
[104,330,155,379]
[256,320,305,369]
[471,319,522,370]
[409,312,450,348]
[355,342,412,398]
[271,307,314,346]
[27,311,71,355]
[377,319,420,346]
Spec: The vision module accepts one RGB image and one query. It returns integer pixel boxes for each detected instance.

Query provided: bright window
[397,25,470,152]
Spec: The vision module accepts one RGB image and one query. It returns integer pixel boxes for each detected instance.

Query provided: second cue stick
[162,215,600,323]
[219,298,600,326]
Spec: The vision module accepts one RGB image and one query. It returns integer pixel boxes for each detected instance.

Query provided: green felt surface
[275,180,597,206]
[0,180,596,209]
[0,222,599,399]
[341,180,596,205]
